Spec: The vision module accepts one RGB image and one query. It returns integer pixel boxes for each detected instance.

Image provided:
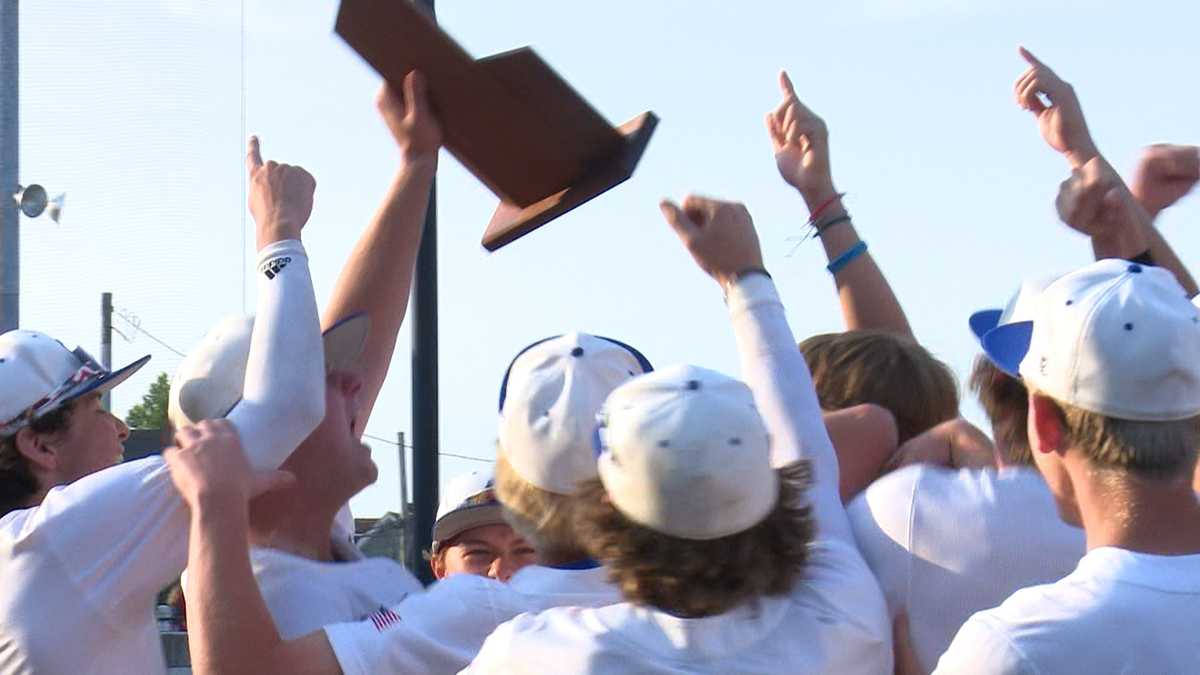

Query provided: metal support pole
[0,0,18,333]
[100,292,112,410]
[410,0,439,588]
[398,431,412,571]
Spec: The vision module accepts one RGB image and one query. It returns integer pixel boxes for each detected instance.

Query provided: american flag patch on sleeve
[368,606,403,632]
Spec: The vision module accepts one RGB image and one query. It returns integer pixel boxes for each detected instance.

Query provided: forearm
[1138,215,1199,296]
[228,241,326,470]
[186,502,282,675]
[726,274,853,540]
[322,159,434,426]
[801,190,913,338]
[823,404,898,504]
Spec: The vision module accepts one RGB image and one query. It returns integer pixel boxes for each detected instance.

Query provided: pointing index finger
[246,136,263,172]
[779,70,796,97]
[1018,46,1044,69]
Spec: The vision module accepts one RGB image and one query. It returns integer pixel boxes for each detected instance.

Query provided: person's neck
[1072,464,1200,555]
[249,488,341,562]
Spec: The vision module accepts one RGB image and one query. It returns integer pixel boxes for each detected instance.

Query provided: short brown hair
[800,331,959,443]
[969,356,1032,465]
[493,452,584,560]
[574,462,814,618]
[0,401,76,516]
[1047,397,1200,480]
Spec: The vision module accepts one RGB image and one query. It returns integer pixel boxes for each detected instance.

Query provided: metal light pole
[1,0,18,333]
[410,0,439,586]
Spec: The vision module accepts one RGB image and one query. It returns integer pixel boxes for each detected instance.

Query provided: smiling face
[431,523,537,582]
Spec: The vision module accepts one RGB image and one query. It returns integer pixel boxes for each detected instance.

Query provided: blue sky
[17,0,1200,516]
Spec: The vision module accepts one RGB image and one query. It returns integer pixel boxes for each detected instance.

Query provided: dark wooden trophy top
[336,0,657,250]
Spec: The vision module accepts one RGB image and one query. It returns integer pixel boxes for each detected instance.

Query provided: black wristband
[1129,250,1155,266]
[815,214,852,236]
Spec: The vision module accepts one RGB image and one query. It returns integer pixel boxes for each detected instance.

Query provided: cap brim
[63,354,152,405]
[980,321,1033,379]
[969,309,1003,342]
[432,503,507,545]
[323,313,369,373]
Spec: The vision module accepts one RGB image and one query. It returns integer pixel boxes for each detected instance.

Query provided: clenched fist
[247,136,317,250]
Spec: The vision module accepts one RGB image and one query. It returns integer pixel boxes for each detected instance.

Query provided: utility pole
[100,292,113,410]
[410,0,439,586]
[0,0,19,333]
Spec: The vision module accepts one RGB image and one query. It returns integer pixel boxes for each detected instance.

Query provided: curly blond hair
[493,452,586,560]
[573,461,814,618]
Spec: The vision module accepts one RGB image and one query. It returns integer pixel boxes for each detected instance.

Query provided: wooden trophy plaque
[336,0,658,251]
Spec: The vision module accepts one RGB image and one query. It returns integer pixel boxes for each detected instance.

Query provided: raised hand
[1056,157,1144,238]
[246,136,317,249]
[377,70,443,165]
[1014,47,1098,168]
[765,70,835,204]
[163,420,293,510]
[660,195,764,291]
[1131,144,1200,218]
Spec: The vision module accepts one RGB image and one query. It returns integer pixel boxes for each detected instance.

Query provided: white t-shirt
[251,540,421,639]
[466,540,889,675]
[465,275,892,675]
[0,459,185,674]
[0,241,324,675]
[847,465,1085,672]
[934,547,1200,674]
[323,563,618,675]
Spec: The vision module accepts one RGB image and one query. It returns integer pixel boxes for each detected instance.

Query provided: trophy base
[481,111,659,252]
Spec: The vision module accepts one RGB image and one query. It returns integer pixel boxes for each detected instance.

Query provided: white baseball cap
[168,313,369,428]
[969,275,1059,342]
[596,364,778,540]
[0,330,150,436]
[431,468,505,550]
[497,332,652,495]
[983,259,1200,421]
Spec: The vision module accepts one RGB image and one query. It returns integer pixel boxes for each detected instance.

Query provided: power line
[362,432,491,464]
[112,311,187,358]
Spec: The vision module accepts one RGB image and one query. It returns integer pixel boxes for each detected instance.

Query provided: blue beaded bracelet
[827,240,867,275]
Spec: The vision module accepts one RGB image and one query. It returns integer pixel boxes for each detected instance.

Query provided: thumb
[660,199,699,240]
[250,469,296,498]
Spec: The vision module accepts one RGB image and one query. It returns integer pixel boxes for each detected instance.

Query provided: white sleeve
[323,576,506,675]
[846,466,923,619]
[19,458,187,623]
[725,274,849,542]
[933,615,1036,675]
[227,240,326,470]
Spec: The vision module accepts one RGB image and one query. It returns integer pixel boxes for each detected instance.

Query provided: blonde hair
[800,331,959,444]
[493,452,584,559]
[1045,396,1200,480]
[573,462,814,618]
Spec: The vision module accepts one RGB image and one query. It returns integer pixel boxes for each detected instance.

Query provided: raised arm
[1129,144,1200,296]
[321,72,442,428]
[1014,49,1197,293]
[660,195,852,541]
[164,421,343,675]
[228,138,326,470]
[766,71,913,338]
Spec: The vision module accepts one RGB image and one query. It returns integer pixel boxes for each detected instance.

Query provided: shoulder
[934,611,1036,675]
